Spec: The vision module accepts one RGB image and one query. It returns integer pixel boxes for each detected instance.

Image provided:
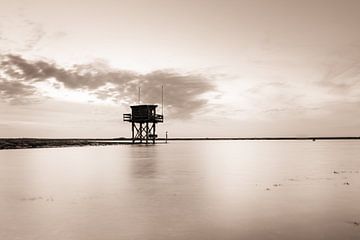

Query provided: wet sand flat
[0,141,360,240]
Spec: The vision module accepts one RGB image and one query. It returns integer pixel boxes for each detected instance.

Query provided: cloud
[0,54,215,118]
[0,80,38,105]
[0,15,45,52]
[320,44,360,94]
[321,62,360,94]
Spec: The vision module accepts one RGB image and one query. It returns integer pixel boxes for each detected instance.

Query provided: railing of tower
[155,114,164,122]
[123,114,132,122]
[123,113,163,122]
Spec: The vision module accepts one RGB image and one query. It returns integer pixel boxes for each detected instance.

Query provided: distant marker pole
[165,131,168,143]
[161,85,164,116]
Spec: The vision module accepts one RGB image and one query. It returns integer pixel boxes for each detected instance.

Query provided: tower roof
[130,104,158,108]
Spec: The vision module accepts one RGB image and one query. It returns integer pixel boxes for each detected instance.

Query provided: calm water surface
[1,141,360,240]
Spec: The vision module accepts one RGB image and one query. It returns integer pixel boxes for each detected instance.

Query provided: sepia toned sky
[1,0,360,137]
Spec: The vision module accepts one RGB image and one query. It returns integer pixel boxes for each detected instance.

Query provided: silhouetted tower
[123,105,164,144]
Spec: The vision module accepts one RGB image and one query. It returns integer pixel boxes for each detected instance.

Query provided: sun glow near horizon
[33,79,117,105]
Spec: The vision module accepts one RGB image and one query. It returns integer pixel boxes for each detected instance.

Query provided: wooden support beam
[146,122,149,144]
[153,122,156,144]
[132,122,135,143]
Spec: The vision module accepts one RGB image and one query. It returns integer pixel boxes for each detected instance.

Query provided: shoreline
[0,138,131,150]
[1,137,360,150]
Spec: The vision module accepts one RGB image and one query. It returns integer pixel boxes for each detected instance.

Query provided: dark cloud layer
[0,54,215,118]
[0,80,38,104]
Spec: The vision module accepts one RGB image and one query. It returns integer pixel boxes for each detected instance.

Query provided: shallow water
[1,141,360,240]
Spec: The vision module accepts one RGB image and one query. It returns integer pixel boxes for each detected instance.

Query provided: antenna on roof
[138,87,141,104]
[161,85,164,116]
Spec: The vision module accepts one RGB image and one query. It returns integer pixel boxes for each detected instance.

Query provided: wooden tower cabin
[123,105,164,144]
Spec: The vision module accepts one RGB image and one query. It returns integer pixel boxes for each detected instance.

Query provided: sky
[0,0,360,138]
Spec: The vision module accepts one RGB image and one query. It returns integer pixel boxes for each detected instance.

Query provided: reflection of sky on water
[1,141,360,239]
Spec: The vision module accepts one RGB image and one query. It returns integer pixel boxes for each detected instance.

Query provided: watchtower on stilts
[123,105,163,144]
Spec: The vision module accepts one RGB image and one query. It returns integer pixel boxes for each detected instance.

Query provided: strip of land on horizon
[1,137,360,150]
